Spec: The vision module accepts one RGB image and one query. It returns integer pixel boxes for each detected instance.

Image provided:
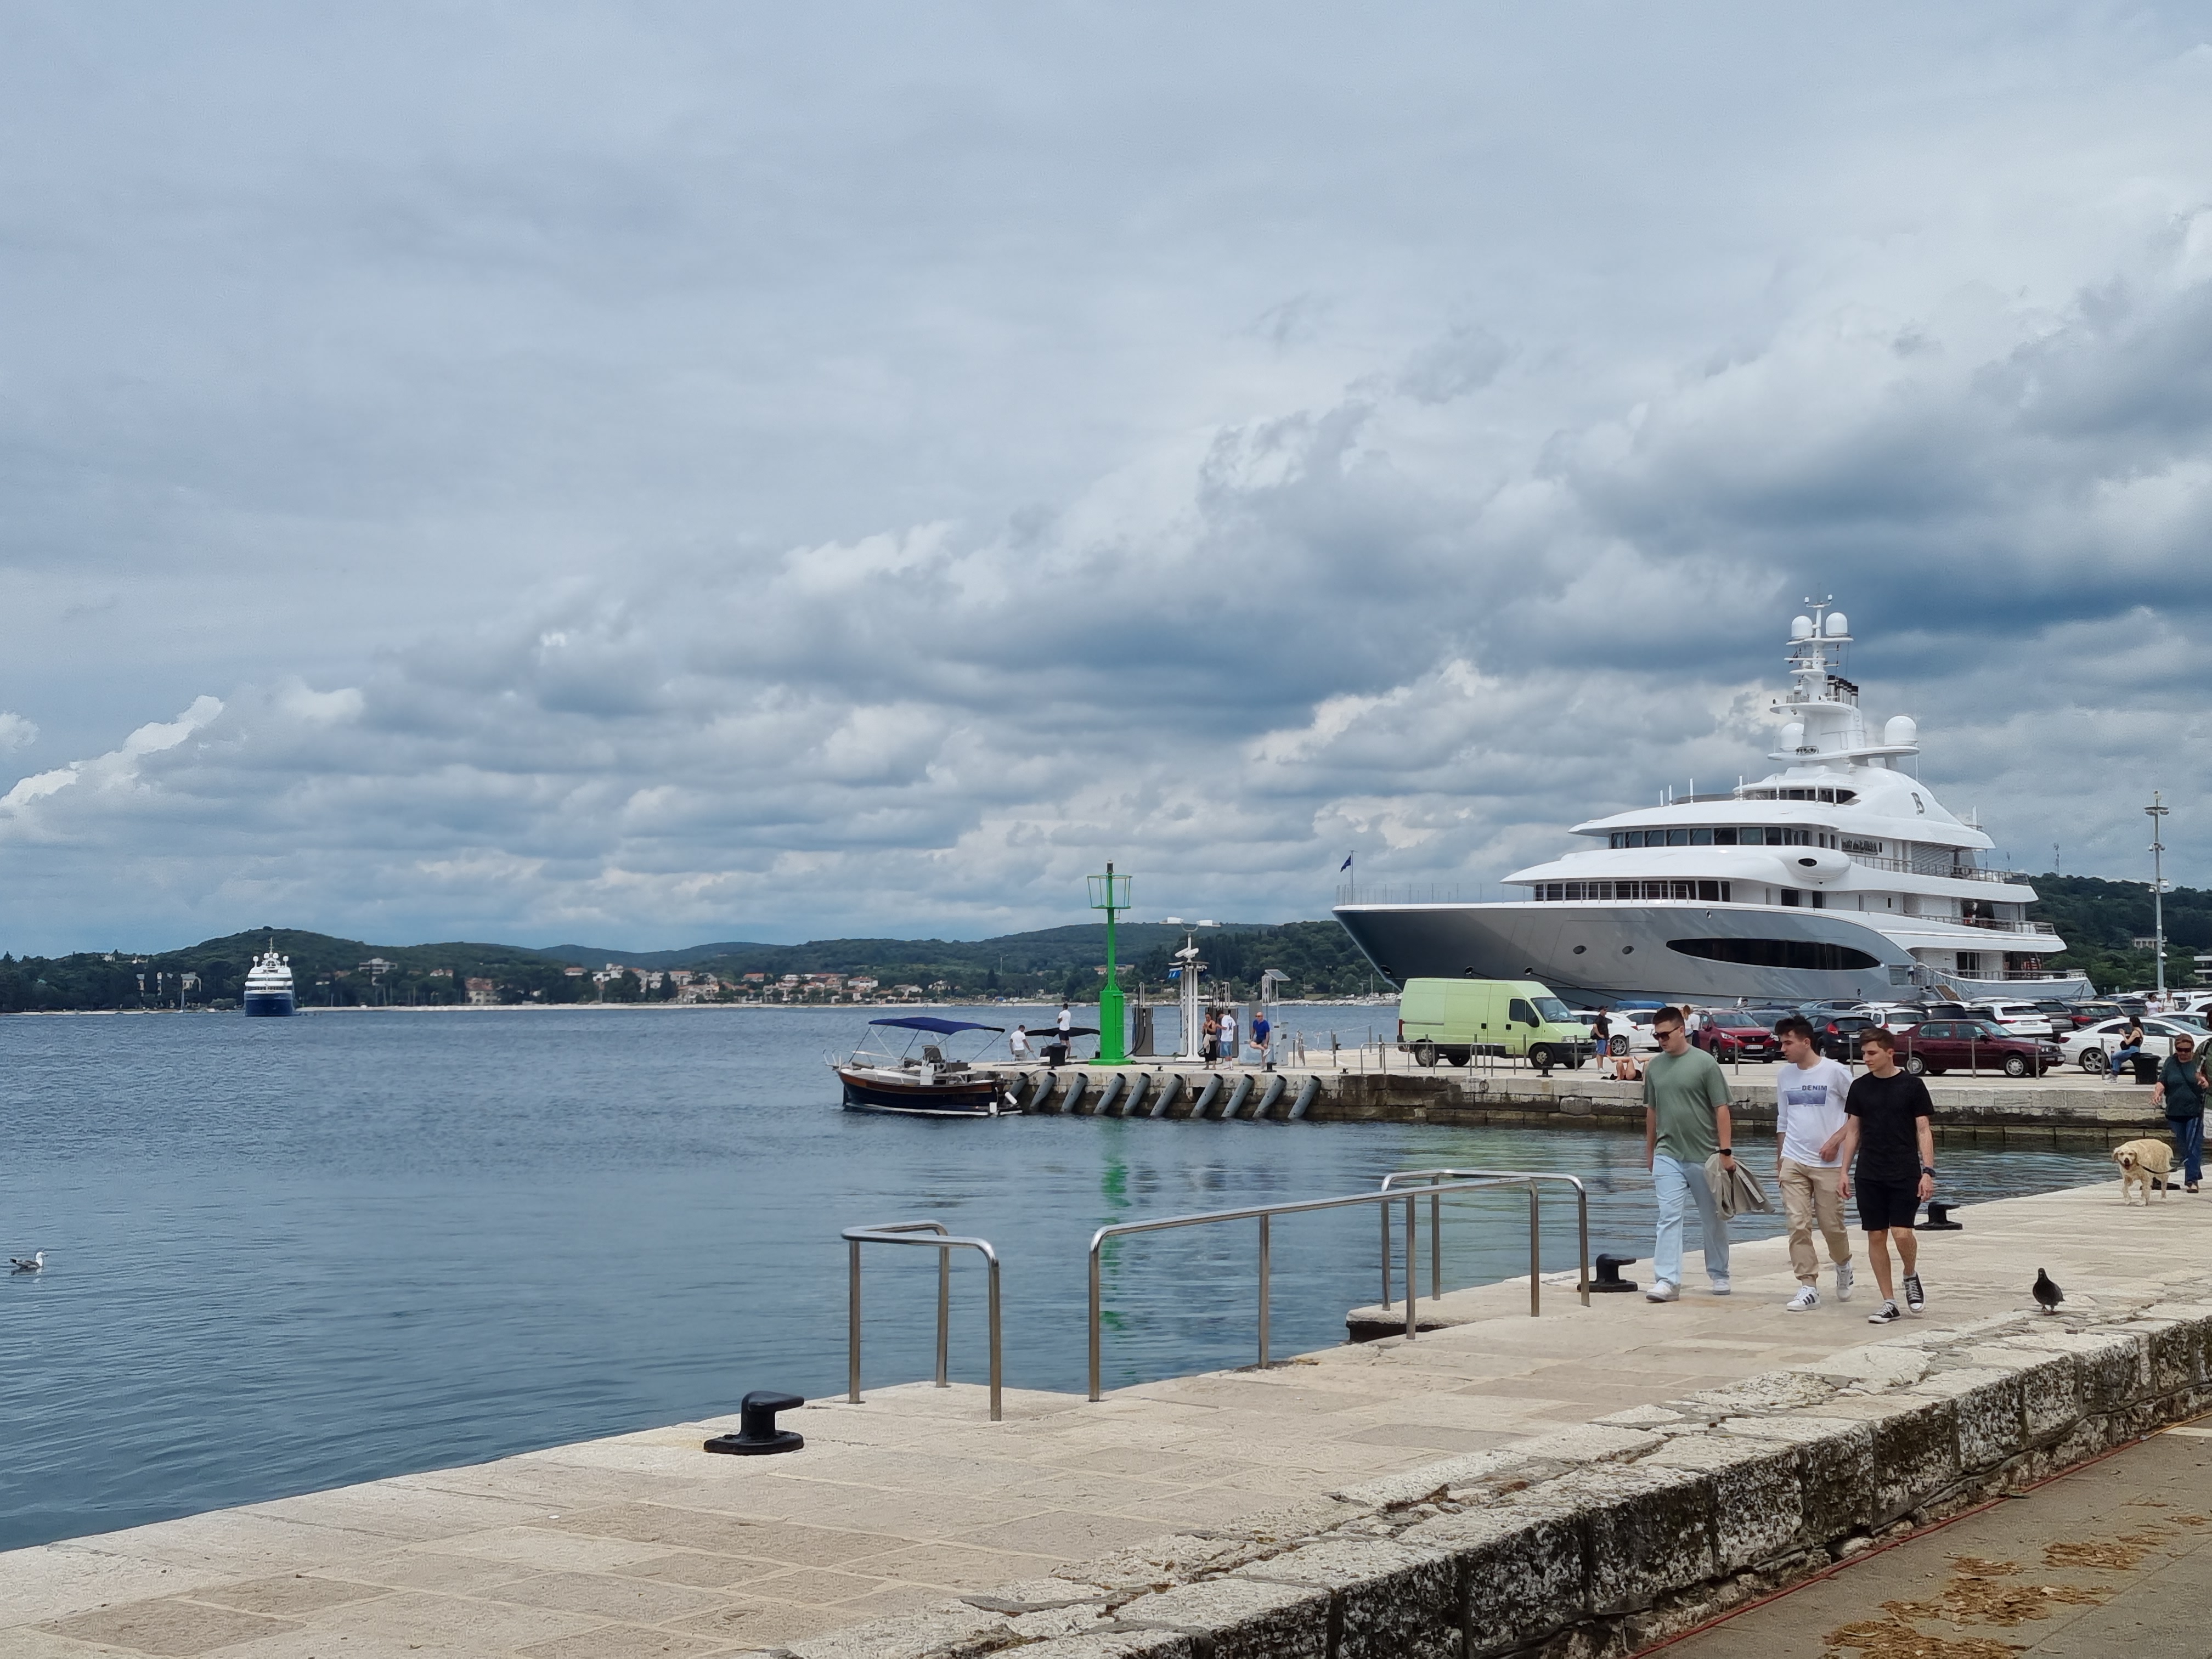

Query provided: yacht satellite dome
[1790,614,1815,640]
[1824,611,1849,637]
[1781,721,1804,749]
[1884,715,1918,747]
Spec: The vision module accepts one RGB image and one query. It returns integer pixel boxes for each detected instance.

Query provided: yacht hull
[242,990,296,1018]
[1337,900,1928,1003]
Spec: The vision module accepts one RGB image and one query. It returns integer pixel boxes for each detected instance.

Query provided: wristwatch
[1919,1164,1936,1176]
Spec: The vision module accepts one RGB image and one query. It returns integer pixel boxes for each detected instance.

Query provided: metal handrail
[1378,1169,1591,1316]
[844,1221,1003,1421]
[1085,1176,1534,1403]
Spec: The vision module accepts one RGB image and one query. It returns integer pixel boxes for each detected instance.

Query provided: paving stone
[1639,1434,1801,1571]
[179,1575,388,1617]
[781,1599,1014,1659]
[1237,1537,1459,1659]
[37,1598,296,1657]
[1904,1366,2027,1471]
[1397,1505,1583,1656]
[1526,1462,1717,1615]
[1113,1577,1330,1659]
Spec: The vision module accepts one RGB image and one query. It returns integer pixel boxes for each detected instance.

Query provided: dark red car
[1696,1015,1776,1062]
[1896,1019,2062,1079]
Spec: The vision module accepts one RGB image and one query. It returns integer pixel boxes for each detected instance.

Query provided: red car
[1896,1019,2062,1079]
[1695,1015,1777,1062]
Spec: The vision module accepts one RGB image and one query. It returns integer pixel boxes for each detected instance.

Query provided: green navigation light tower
[1088,861,1132,1064]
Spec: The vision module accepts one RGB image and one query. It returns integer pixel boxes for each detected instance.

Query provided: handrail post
[1088,1237,1103,1402]
[986,1253,1003,1421]
[1380,1203,1391,1310]
[1257,1214,1271,1370]
[1430,1189,1441,1301]
[1532,1180,1544,1312]
[848,1237,862,1403]
[935,1245,951,1388]
[1576,1179,1590,1305]
[1404,1195,1417,1339]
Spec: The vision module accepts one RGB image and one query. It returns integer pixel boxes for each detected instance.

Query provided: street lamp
[2148,793,2171,997]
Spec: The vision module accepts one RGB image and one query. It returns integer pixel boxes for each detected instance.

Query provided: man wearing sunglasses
[2154,1034,2211,1193]
[1641,1003,1735,1302]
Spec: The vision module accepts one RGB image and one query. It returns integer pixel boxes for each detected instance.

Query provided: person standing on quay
[1642,1005,1735,1303]
[1837,1028,1936,1324]
[2154,1034,2210,1193]
[1250,1005,1272,1069]
[1773,1016,1854,1311]
[1219,1005,1239,1066]
[1203,1010,1220,1066]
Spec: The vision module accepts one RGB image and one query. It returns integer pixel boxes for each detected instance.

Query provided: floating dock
[9,1183,2212,1658]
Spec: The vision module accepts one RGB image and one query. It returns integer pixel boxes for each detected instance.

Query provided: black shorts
[1856,1177,1921,1233]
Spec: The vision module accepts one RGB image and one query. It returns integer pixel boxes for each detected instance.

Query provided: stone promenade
[7,1180,2212,1658]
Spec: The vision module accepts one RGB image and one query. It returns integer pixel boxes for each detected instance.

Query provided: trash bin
[2134,1053,2159,1085]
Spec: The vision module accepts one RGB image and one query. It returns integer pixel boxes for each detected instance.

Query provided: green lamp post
[1088,861,1132,1064]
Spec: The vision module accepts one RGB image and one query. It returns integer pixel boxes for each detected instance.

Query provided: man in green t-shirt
[1641,1004,1736,1302]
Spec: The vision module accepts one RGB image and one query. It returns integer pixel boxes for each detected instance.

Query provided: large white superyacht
[1333,603,2087,1006]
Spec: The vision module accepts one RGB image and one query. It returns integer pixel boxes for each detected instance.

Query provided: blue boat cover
[869,1015,1005,1035]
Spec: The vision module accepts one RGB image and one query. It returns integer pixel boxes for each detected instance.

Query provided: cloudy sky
[2,3,2209,955]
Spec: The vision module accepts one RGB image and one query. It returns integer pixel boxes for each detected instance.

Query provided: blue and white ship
[242,944,297,1017]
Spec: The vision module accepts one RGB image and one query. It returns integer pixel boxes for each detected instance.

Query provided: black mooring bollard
[1915,1201,1963,1232]
[704,1390,805,1455]
[1591,1253,1640,1293]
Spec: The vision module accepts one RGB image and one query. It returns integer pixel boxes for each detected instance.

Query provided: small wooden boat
[833,1017,1019,1117]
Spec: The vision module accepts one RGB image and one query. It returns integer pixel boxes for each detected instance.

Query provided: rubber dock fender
[1254,1076,1286,1120]
[1289,1076,1321,1119]
[1189,1074,1223,1119]
[1221,1075,1253,1119]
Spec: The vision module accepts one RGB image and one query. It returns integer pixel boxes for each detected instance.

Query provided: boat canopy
[868,1016,1005,1035]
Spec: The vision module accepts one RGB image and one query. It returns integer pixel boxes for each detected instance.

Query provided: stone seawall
[1011,1062,2172,1143]
[791,1296,2212,1659]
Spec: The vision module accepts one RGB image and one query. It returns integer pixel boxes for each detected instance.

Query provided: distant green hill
[0,918,1381,1012]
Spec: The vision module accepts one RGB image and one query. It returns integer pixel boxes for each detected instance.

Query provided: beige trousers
[1779,1159,1852,1284]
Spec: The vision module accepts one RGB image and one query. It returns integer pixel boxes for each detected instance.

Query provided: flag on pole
[1340,853,1354,872]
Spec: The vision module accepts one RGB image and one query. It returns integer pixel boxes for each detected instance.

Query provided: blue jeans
[1653,1154,1730,1289]
[2171,1115,2204,1185]
[2109,1045,2143,1079]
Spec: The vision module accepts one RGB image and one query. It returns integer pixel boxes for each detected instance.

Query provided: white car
[2060,1016,2210,1076]
[1962,1000,2056,1039]
[1846,1002,1922,1029]
[1591,1008,1663,1057]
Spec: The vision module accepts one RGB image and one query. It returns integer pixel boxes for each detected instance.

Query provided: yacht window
[1690,828,1713,845]
[1608,833,1622,849]
[1740,826,1765,845]
[1666,938,1882,971]
[1714,827,1738,845]
[1666,828,1690,847]
[1780,889,1802,907]
[1696,880,1723,901]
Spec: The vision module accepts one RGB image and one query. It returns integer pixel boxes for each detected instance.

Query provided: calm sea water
[0,1005,2109,1551]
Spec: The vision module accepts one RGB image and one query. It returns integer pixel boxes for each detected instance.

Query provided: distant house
[428,967,454,979]
[359,957,396,977]
[465,977,498,1006]
[2132,935,2163,952]
[742,971,767,983]
[849,978,879,993]
[562,965,586,978]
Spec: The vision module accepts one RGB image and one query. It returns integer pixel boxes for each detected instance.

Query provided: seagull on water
[2033,1268,2063,1314]
[9,1251,43,1273]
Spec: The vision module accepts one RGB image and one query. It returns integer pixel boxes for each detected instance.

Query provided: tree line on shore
[0,875,2196,1014]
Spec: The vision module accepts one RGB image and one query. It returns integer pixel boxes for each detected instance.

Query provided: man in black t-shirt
[1837,1027,1936,1325]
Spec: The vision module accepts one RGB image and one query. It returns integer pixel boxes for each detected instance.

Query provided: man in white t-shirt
[1774,1014,1855,1311]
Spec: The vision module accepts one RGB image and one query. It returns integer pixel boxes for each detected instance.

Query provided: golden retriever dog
[2114,1138,2175,1205]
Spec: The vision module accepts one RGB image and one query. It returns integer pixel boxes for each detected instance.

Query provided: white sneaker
[1786,1286,1819,1312]
[1709,1278,1732,1297]
[1835,1261,1855,1302]
[1645,1280,1678,1302]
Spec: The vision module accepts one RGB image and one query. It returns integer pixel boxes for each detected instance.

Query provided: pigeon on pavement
[2033,1268,2063,1314]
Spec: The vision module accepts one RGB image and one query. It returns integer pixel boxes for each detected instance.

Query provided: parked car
[1813,1014,1880,1061]
[1601,1008,1663,1057]
[1895,1019,2063,1078]
[2059,1015,2211,1075]
[1695,1013,1778,1062]
[2056,999,2129,1031]
[1846,1001,1923,1029]
[1961,1000,2056,1039]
